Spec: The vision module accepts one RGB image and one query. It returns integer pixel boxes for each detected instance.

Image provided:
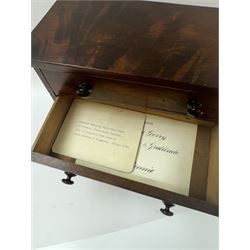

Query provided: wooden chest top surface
[32,1,218,90]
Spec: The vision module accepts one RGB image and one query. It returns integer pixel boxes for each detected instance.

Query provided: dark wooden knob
[76,82,92,97]
[160,200,175,216]
[187,99,204,118]
[62,172,76,185]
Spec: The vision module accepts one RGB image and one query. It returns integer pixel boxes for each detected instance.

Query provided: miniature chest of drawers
[32,1,218,216]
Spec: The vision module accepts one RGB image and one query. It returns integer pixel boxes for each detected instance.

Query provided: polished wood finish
[189,126,211,200]
[32,1,219,216]
[207,126,219,205]
[32,1,218,91]
[33,151,218,215]
[33,68,56,99]
[39,69,218,123]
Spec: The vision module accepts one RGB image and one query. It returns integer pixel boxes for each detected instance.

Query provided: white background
[31,1,219,249]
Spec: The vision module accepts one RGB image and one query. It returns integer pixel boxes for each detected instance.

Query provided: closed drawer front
[38,68,218,123]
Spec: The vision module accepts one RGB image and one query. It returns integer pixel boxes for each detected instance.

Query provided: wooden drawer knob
[160,200,175,216]
[62,172,76,185]
[187,99,204,118]
[76,82,92,97]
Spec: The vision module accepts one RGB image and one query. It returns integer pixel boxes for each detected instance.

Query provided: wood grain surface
[31,1,219,215]
[32,1,218,90]
[40,69,218,122]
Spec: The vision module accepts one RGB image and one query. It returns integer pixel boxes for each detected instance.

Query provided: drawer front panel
[41,69,218,122]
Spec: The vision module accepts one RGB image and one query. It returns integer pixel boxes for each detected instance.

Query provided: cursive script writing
[146,130,167,141]
[143,143,178,155]
[135,164,155,173]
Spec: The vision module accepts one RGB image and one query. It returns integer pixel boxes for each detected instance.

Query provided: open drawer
[32,96,218,216]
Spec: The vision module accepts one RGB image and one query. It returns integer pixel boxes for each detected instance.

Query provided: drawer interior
[32,96,218,210]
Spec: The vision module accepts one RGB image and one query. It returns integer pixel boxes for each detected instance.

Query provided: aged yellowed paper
[132,114,197,195]
[76,114,197,195]
[52,99,145,172]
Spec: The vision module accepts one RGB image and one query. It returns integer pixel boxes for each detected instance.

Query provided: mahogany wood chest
[32,1,218,216]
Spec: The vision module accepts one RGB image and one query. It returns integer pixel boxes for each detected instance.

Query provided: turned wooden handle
[76,82,92,97]
[187,99,204,118]
[61,172,76,185]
